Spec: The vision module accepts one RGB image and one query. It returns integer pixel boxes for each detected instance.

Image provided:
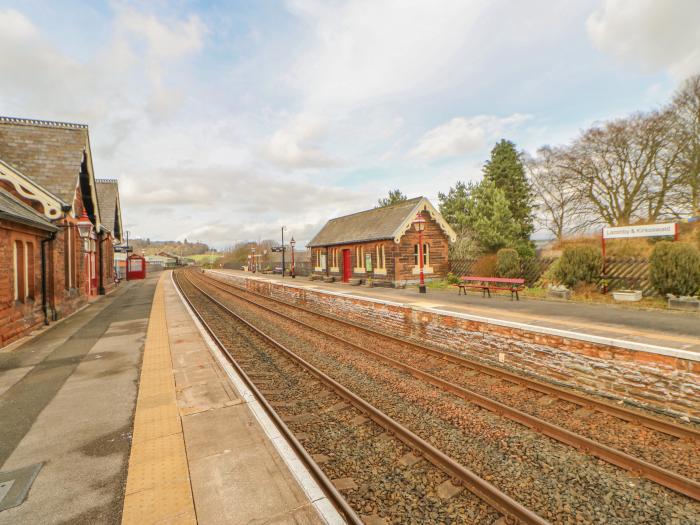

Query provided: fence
[601,257,654,296]
[449,257,556,286]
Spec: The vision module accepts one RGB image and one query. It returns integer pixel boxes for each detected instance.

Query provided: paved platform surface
[216,270,700,354]
[0,275,158,524]
[123,272,324,524]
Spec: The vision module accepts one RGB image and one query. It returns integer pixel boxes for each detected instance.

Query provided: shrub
[649,242,700,296]
[446,272,461,285]
[470,254,498,277]
[554,245,602,288]
[496,248,521,278]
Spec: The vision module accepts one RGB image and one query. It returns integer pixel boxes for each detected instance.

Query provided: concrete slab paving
[0,275,158,524]
[163,274,325,525]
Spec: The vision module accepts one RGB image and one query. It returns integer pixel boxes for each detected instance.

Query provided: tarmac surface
[0,271,329,524]
[216,270,700,354]
[0,275,158,524]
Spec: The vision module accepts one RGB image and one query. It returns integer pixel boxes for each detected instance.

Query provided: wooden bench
[455,276,525,301]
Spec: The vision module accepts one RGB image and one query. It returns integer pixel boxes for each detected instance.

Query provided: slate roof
[95,179,121,237]
[308,197,425,247]
[0,186,57,232]
[0,116,90,205]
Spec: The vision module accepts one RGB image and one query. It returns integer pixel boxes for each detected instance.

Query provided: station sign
[114,245,133,253]
[603,223,676,239]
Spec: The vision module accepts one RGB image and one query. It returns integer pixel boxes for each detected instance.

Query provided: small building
[308,197,456,286]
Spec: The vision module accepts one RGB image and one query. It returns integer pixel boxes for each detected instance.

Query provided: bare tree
[527,146,593,239]
[668,75,700,216]
[559,110,684,226]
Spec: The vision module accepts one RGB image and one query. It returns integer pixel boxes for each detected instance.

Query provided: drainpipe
[41,232,55,325]
[325,246,330,277]
[98,231,105,295]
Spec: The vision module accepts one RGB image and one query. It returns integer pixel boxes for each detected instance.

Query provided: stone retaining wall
[211,271,700,420]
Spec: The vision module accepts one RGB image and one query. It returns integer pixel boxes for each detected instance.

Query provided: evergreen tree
[439,179,522,254]
[483,139,535,243]
[438,181,475,237]
[466,180,521,252]
[377,189,408,207]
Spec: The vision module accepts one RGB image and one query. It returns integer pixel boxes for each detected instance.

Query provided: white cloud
[285,0,485,111]
[114,6,206,61]
[262,114,337,169]
[587,0,700,79]
[410,114,531,160]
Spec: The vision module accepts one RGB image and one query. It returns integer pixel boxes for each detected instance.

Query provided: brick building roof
[308,197,457,247]
[0,117,91,205]
[96,179,122,240]
[0,186,57,232]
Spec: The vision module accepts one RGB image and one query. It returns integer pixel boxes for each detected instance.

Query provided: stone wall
[211,270,700,420]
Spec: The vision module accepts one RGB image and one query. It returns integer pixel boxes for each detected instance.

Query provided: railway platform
[0,271,332,524]
[215,269,700,355]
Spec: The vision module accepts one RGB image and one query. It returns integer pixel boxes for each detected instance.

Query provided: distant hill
[127,238,213,256]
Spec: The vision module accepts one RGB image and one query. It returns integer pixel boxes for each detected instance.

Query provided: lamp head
[76,209,93,239]
[412,212,426,232]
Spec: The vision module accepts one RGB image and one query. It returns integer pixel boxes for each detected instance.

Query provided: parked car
[272,266,283,274]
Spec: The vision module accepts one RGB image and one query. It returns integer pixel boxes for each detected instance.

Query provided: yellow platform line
[122,275,197,525]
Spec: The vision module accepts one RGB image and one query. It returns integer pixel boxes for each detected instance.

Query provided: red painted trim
[461,276,525,284]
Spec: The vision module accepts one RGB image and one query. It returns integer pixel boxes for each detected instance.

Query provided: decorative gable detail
[0,159,66,220]
[392,197,457,243]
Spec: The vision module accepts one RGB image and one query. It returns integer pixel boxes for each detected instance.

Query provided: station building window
[64,225,76,290]
[330,248,339,270]
[413,243,430,267]
[12,240,34,302]
[375,244,387,275]
[354,246,365,272]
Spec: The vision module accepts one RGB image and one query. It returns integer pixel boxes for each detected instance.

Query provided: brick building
[0,117,123,347]
[95,179,123,293]
[308,197,456,286]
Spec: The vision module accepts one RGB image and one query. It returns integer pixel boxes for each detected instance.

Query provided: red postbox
[126,254,146,280]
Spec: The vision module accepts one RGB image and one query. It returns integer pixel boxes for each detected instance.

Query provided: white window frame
[374,244,387,275]
[330,248,339,272]
[24,242,29,299]
[354,246,365,273]
[412,243,433,275]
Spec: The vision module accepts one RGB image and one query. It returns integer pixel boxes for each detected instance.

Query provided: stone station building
[308,197,456,286]
[0,117,124,347]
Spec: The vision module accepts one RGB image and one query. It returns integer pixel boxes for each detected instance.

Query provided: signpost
[601,222,678,276]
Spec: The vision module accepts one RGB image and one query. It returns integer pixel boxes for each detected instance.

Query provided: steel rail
[173,271,363,525]
[180,270,549,525]
[203,270,700,441]
[193,271,700,501]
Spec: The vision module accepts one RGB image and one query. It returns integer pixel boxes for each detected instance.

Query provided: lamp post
[251,246,256,273]
[412,212,426,294]
[281,226,287,278]
[290,237,296,278]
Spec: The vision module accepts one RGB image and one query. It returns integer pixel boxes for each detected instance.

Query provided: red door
[342,249,351,282]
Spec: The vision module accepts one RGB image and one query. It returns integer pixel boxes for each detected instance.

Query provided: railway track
[184,270,700,521]
[174,270,547,525]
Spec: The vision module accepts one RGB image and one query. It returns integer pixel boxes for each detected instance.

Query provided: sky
[1,0,699,247]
